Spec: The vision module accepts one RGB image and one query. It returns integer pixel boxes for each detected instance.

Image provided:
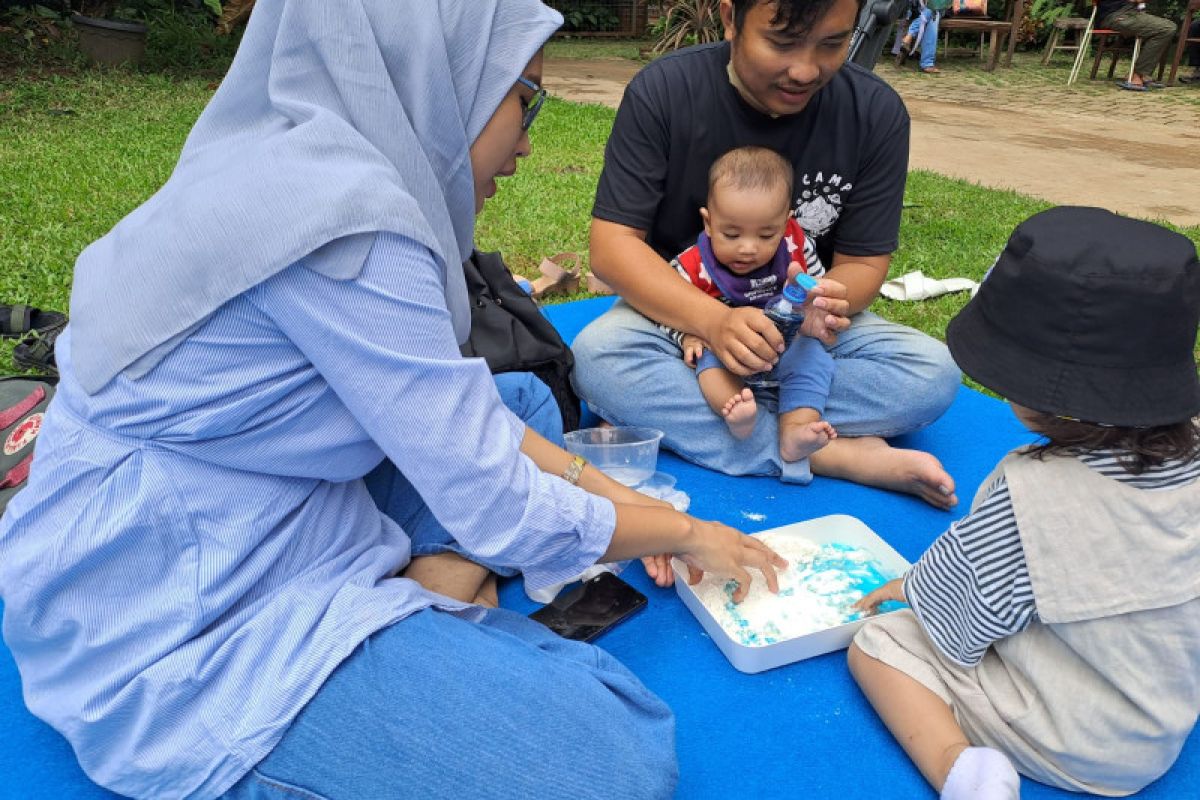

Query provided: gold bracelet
[562,454,587,485]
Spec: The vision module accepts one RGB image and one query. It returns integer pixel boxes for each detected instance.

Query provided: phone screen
[529,571,647,642]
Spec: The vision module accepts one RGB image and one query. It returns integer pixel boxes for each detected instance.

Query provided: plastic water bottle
[747,273,819,388]
[764,272,819,341]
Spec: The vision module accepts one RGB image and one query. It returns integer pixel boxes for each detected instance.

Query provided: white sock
[940,747,1021,800]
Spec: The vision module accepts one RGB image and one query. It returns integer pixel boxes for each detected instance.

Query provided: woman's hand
[675,519,788,603]
[642,553,675,587]
[799,277,852,346]
[853,577,907,614]
[702,306,784,376]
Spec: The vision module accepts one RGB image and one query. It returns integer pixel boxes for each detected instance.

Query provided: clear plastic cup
[563,426,664,487]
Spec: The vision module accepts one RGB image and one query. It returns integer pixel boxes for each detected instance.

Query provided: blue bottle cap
[782,272,818,304]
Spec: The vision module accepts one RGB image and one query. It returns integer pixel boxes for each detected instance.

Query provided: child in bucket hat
[847,206,1200,799]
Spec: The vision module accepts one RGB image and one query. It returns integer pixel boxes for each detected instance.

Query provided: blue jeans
[571,301,959,484]
[363,371,565,575]
[908,9,941,69]
[222,608,677,800]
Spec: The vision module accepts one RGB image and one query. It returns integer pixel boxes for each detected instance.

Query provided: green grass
[544,38,651,61]
[3,71,1198,374]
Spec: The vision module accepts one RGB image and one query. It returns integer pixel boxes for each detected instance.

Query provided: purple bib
[697,232,792,308]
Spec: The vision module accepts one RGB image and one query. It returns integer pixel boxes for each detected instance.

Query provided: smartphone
[529,571,647,643]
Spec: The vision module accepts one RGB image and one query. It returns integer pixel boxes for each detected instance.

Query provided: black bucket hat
[946,206,1200,428]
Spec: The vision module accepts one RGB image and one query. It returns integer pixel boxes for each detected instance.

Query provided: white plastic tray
[672,514,911,674]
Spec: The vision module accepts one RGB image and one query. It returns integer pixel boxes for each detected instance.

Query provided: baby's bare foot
[780,419,837,462]
[721,388,757,440]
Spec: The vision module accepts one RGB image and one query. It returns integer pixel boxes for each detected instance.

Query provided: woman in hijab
[0,1,785,798]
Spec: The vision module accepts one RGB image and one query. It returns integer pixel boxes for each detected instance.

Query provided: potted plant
[70,1,152,65]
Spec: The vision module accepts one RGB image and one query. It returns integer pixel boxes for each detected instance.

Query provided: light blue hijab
[69,0,562,394]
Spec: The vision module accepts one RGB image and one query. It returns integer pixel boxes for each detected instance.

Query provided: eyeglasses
[515,76,547,131]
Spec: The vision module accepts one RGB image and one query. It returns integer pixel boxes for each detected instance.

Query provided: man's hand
[702,306,785,377]
[799,277,852,346]
[680,334,706,368]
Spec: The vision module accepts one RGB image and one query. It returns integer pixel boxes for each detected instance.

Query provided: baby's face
[701,185,792,275]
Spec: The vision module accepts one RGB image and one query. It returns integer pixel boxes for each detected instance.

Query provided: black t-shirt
[593,42,910,268]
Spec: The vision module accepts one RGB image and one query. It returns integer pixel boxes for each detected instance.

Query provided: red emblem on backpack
[4,413,43,456]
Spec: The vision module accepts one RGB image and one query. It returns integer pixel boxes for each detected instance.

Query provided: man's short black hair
[730,0,860,36]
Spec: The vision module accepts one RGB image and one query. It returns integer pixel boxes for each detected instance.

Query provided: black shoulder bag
[459,249,582,432]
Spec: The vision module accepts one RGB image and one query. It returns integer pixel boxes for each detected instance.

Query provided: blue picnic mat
[2,296,1197,799]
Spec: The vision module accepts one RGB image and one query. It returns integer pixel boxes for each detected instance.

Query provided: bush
[0,1,236,73]
[548,1,621,33]
[652,0,723,53]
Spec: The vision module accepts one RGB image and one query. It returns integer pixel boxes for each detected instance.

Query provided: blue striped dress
[0,233,616,798]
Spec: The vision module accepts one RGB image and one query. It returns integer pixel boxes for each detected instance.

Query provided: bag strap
[0,384,47,428]
[0,453,33,490]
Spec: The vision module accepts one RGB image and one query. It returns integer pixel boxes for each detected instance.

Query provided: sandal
[586,272,615,296]
[1115,80,1148,92]
[12,326,64,377]
[530,252,581,300]
[0,304,67,339]
[920,67,942,74]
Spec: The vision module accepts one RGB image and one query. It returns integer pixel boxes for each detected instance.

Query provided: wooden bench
[938,0,1026,71]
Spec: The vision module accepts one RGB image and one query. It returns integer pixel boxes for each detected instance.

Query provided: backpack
[459,249,582,432]
[0,377,56,518]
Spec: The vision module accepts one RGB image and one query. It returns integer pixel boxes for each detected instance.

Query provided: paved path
[545,55,1200,227]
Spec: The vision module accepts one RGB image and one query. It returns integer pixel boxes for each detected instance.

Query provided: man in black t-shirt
[571,0,962,507]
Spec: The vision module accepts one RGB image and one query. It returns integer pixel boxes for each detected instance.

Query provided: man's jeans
[571,300,960,484]
[908,8,942,70]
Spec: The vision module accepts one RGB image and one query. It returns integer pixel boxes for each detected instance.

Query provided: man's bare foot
[779,419,837,462]
[810,436,958,510]
[402,551,491,603]
[721,388,757,439]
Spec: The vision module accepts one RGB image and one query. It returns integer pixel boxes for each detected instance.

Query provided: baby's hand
[853,578,906,614]
[680,334,706,368]
[642,554,676,588]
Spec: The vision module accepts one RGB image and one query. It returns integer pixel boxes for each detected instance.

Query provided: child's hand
[799,277,852,346]
[853,578,907,614]
[680,334,706,368]
[785,260,804,282]
[642,554,676,588]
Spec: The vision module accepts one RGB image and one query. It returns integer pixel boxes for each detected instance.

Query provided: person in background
[895,0,947,74]
[1098,0,1177,90]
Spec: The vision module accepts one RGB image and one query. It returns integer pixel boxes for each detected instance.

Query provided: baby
[849,206,1200,799]
[666,146,835,464]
